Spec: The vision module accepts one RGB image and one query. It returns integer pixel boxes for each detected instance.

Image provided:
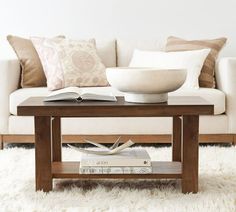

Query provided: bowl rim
[106,67,187,72]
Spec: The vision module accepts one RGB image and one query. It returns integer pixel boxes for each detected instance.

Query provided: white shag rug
[0,146,236,212]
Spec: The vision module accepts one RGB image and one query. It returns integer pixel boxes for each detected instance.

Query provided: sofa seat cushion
[10,87,225,115]
[170,88,225,115]
[9,87,124,116]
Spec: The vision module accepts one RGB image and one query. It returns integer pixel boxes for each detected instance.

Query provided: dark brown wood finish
[52,117,62,162]
[233,135,236,145]
[35,116,52,192]
[0,135,3,150]
[18,96,214,117]
[172,116,182,161]
[52,161,182,179]
[17,96,214,193]
[182,115,199,193]
[1,134,235,145]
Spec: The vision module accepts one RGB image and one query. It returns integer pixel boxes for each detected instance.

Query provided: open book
[68,137,135,155]
[44,87,117,102]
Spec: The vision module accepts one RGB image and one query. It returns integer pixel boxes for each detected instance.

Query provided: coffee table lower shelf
[52,161,182,179]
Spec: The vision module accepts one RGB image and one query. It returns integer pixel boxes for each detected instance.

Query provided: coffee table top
[17,96,214,117]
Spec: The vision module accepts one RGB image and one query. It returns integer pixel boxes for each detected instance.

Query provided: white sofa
[1,38,236,148]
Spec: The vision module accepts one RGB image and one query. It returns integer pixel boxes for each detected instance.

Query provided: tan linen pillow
[165,36,227,88]
[7,35,47,87]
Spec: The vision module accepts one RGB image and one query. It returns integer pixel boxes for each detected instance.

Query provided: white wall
[0,0,236,56]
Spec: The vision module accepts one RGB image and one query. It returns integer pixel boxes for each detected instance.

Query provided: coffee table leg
[182,115,199,193]
[0,135,3,150]
[172,116,181,161]
[35,116,52,192]
[52,117,62,162]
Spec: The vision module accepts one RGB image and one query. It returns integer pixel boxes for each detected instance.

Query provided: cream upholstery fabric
[170,88,225,115]
[10,87,225,116]
[96,39,116,67]
[0,59,20,133]
[1,39,236,136]
[116,38,165,66]
[216,57,236,133]
[8,115,228,135]
[9,87,123,116]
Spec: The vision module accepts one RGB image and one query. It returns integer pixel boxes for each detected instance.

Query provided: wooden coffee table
[17,96,213,193]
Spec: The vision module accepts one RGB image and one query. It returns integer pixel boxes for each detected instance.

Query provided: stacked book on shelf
[68,139,152,174]
[79,148,152,174]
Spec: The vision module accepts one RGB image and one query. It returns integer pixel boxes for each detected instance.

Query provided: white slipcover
[1,38,236,136]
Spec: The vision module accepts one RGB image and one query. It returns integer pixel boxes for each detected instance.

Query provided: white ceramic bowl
[106,67,187,103]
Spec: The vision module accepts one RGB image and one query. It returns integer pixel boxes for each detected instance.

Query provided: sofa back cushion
[116,39,165,67]
[96,39,116,68]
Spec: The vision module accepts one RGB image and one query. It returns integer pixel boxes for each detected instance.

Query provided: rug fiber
[0,146,236,212]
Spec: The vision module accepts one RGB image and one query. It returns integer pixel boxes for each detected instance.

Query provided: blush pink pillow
[31,37,65,90]
[31,37,108,91]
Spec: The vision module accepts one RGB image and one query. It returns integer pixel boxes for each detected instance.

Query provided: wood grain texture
[62,134,171,143]
[16,96,215,193]
[233,135,236,145]
[182,115,199,193]
[0,135,3,150]
[2,134,234,144]
[35,116,52,192]
[52,117,62,162]
[172,116,182,161]
[52,161,182,179]
[17,96,214,117]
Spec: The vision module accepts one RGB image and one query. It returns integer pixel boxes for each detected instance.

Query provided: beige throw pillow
[165,36,227,88]
[31,38,108,90]
[7,35,47,87]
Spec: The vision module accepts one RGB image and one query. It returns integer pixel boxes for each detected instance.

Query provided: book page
[47,87,81,97]
[44,87,117,102]
[44,87,81,102]
[81,93,117,102]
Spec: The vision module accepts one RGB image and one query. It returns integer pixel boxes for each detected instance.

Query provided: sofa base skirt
[8,115,229,135]
[1,115,233,149]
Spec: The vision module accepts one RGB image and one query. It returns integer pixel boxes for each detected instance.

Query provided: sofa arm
[0,59,20,133]
[216,57,236,133]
